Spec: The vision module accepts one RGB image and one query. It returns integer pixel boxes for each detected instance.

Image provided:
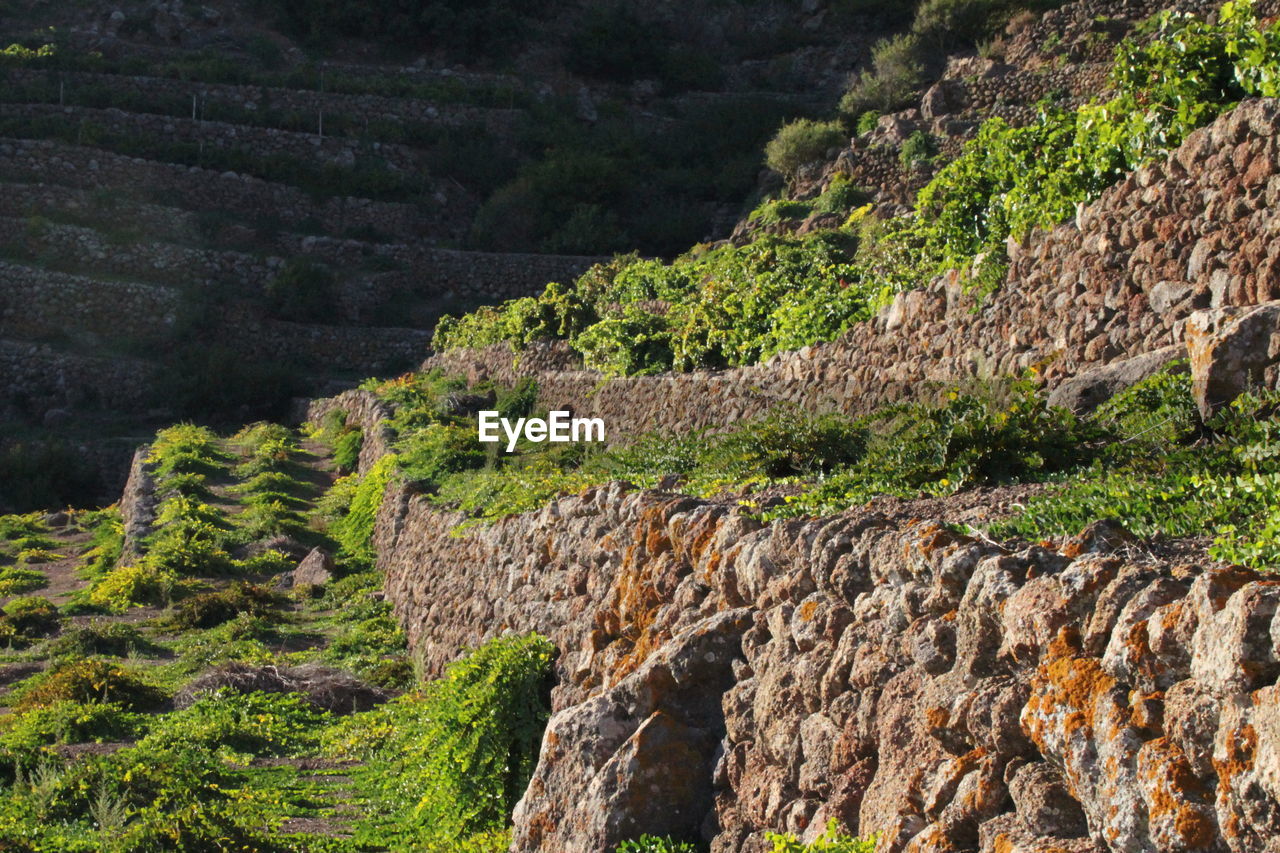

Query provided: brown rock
[294,547,336,587]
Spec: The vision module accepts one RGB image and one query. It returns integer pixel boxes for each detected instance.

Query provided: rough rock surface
[375,484,1280,852]
[119,446,158,561]
[293,548,336,588]
[1187,300,1280,419]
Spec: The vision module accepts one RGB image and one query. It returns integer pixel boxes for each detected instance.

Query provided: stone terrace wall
[0,339,155,415]
[225,318,429,373]
[424,98,1280,439]
[0,182,200,244]
[8,217,283,290]
[376,482,1280,853]
[304,389,395,476]
[1,69,524,135]
[0,138,446,241]
[278,235,604,304]
[0,103,428,173]
[0,261,180,342]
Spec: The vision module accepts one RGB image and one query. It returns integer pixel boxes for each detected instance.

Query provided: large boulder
[1186,301,1280,419]
[1047,345,1183,414]
[510,609,752,853]
[293,548,336,587]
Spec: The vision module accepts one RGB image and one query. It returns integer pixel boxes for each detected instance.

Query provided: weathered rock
[1046,345,1183,413]
[119,446,158,561]
[510,609,752,853]
[293,548,336,587]
[1186,301,1280,419]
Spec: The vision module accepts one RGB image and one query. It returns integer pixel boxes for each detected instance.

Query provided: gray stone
[1046,345,1183,413]
[293,547,336,587]
[1186,300,1280,419]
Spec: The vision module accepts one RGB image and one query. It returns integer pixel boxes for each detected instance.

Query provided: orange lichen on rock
[1138,737,1218,851]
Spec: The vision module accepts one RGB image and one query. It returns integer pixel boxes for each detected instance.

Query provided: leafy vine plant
[432,0,1280,375]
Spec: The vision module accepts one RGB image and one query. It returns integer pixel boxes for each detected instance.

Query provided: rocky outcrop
[375,484,1280,852]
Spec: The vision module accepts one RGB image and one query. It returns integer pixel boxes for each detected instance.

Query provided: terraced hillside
[0,0,865,509]
[0,420,531,850]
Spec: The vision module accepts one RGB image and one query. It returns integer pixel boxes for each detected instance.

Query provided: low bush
[138,691,326,758]
[0,567,47,596]
[774,381,1097,518]
[264,258,337,323]
[330,454,399,560]
[14,658,167,713]
[0,597,60,646]
[838,33,927,118]
[168,583,280,630]
[899,130,937,167]
[43,622,160,659]
[767,819,877,852]
[147,425,227,481]
[0,701,147,758]
[87,563,178,611]
[765,119,847,182]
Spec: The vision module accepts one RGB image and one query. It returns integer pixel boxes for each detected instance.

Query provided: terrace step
[0,137,455,242]
[3,68,525,137]
[0,102,431,175]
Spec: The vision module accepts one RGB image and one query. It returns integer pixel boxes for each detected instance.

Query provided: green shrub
[332,454,398,560]
[88,563,178,611]
[855,110,882,135]
[0,701,147,757]
[264,258,337,323]
[139,691,326,758]
[169,583,280,630]
[324,633,554,849]
[812,175,869,216]
[14,658,167,712]
[765,119,847,182]
[397,424,487,489]
[333,427,364,472]
[771,381,1097,518]
[617,837,701,853]
[43,622,159,659]
[912,0,1006,48]
[436,233,875,376]
[1,596,60,639]
[899,130,937,167]
[990,386,1280,569]
[703,409,866,480]
[0,567,47,596]
[749,198,815,226]
[838,33,926,118]
[767,819,877,852]
[147,425,227,481]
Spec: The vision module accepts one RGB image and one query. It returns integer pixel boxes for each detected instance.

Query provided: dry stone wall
[375,482,1280,853]
[0,138,446,240]
[425,98,1280,439]
[1,68,524,135]
[0,339,155,416]
[0,103,429,174]
[0,261,180,343]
